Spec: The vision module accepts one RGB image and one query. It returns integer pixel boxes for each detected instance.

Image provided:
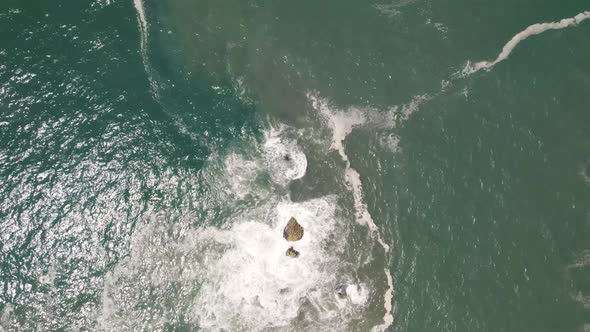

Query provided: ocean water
[1,0,590,331]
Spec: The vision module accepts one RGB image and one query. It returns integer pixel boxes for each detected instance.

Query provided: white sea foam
[132,0,148,67]
[308,93,394,330]
[379,133,401,153]
[391,93,429,125]
[308,96,371,228]
[190,198,350,330]
[98,196,375,330]
[373,0,419,19]
[371,268,394,331]
[580,161,590,188]
[133,0,147,39]
[262,125,308,185]
[200,129,306,203]
[462,11,590,75]
[567,250,590,311]
[306,92,428,154]
[221,152,262,199]
[0,304,14,328]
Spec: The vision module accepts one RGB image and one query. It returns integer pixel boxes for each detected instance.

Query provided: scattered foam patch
[379,133,401,153]
[462,11,590,75]
[391,93,430,126]
[566,250,590,313]
[227,155,259,195]
[372,0,420,19]
[580,161,590,187]
[307,91,431,153]
[218,152,263,200]
[0,304,15,330]
[425,18,449,38]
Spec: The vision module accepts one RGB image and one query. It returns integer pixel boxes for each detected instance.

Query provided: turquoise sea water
[1,0,590,331]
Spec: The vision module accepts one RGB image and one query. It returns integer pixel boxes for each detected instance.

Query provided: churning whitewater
[97,126,392,330]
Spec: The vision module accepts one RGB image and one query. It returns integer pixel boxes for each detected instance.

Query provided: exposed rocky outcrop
[283,217,304,241]
[285,247,299,258]
[335,285,348,299]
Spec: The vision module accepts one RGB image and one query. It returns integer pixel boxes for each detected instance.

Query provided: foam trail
[133,0,147,54]
[309,93,394,331]
[310,95,384,246]
[132,0,163,102]
[463,11,590,75]
[132,0,152,85]
[371,269,394,331]
[133,0,147,31]
[132,0,211,147]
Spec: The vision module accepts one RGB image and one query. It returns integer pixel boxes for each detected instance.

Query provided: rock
[283,217,304,241]
[285,246,299,258]
[335,285,348,299]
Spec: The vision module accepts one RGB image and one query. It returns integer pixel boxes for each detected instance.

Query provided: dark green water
[1,0,590,331]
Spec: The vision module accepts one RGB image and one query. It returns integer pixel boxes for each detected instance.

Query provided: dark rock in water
[283,154,291,161]
[283,217,304,241]
[286,246,299,258]
[335,285,348,299]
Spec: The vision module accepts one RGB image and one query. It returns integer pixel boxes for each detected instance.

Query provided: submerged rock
[285,247,299,258]
[283,217,304,241]
[335,285,348,299]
